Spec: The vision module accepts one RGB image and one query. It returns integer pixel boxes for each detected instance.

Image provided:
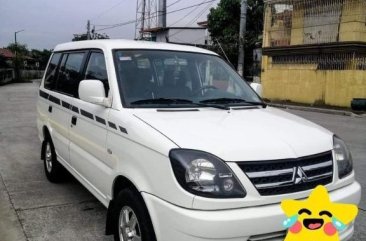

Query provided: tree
[6,43,29,81]
[30,49,52,69]
[207,0,264,78]
[6,43,29,56]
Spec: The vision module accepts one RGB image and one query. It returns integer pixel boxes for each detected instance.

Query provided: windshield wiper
[200,98,267,108]
[130,98,230,110]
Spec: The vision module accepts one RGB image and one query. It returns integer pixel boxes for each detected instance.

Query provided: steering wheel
[193,85,218,95]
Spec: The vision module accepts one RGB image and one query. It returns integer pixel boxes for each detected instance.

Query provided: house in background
[144,21,211,47]
[261,0,366,107]
[0,48,15,84]
[0,48,15,66]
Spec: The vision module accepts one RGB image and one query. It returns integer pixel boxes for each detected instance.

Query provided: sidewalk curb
[269,103,364,118]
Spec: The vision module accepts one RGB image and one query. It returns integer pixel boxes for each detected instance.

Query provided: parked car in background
[37,40,361,241]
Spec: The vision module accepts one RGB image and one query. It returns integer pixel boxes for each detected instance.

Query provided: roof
[54,39,217,56]
[143,27,206,33]
[0,48,15,58]
[197,21,208,27]
[264,0,302,3]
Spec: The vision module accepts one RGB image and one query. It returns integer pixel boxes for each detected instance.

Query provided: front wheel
[113,189,156,241]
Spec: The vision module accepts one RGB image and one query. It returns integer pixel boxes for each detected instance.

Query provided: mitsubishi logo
[294,166,308,184]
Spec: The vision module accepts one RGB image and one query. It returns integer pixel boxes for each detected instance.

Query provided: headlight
[169,149,246,198]
[333,136,353,179]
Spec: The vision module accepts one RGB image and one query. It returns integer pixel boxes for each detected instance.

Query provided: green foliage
[30,49,52,69]
[6,43,29,56]
[208,0,241,45]
[207,0,264,77]
[5,43,52,69]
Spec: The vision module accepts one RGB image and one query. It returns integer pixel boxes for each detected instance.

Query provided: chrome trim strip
[302,160,333,171]
[256,180,294,189]
[246,168,295,178]
[306,172,333,180]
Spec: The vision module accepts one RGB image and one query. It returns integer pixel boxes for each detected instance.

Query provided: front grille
[238,151,333,196]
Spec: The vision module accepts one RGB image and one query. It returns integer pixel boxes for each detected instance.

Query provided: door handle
[48,106,52,113]
[71,116,77,126]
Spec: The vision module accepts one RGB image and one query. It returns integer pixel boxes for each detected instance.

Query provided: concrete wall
[262,56,366,107]
[20,70,44,80]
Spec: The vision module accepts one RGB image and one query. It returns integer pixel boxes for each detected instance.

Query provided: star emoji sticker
[281,185,358,241]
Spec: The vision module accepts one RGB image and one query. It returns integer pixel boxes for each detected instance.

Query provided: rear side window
[56,52,86,97]
[44,53,61,90]
[85,52,109,95]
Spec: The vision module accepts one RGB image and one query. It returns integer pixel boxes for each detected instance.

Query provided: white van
[37,40,360,241]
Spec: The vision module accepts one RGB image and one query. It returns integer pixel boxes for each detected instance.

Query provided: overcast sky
[0,0,218,50]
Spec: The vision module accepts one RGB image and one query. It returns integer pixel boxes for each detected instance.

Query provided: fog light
[223,178,234,192]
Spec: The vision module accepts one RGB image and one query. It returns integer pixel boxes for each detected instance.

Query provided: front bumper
[143,181,361,241]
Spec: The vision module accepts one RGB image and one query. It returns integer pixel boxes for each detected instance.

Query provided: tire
[113,189,156,241]
[42,138,66,183]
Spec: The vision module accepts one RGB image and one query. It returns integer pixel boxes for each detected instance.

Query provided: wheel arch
[106,175,142,235]
[112,175,140,200]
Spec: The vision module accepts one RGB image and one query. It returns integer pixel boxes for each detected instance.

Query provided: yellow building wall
[290,4,304,45]
[262,58,366,107]
[339,0,366,42]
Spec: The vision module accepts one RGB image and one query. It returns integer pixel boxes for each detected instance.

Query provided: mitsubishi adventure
[37,40,361,241]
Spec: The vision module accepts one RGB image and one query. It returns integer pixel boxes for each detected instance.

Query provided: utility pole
[237,0,247,77]
[91,25,96,40]
[14,30,25,56]
[87,20,91,40]
[158,0,167,28]
[140,0,146,39]
[14,29,25,82]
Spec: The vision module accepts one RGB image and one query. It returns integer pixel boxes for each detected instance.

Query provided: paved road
[0,82,364,241]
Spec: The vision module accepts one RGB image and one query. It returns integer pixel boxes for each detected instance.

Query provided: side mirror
[250,82,263,97]
[79,80,111,107]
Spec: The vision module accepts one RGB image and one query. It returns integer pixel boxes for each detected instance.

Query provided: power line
[169,0,206,27]
[167,0,182,8]
[90,0,126,21]
[187,1,215,26]
[95,0,217,31]
[168,1,216,39]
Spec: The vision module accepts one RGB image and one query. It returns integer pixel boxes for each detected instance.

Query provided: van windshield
[114,50,262,108]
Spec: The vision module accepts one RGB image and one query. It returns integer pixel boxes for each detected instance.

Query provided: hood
[134,107,333,162]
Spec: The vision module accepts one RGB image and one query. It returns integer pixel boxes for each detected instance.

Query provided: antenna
[215,38,232,65]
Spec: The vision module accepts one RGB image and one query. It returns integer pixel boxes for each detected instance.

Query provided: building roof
[143,26,206,33]
[54,39,217,56]
[197,21,208,27]
[264,0,302,3]
[0,48,15,58]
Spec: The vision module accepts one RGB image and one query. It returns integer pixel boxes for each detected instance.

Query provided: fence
[265,0,366,47]
[20,70,44,80]
[272,53,366,70]
[0,69,14,85]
